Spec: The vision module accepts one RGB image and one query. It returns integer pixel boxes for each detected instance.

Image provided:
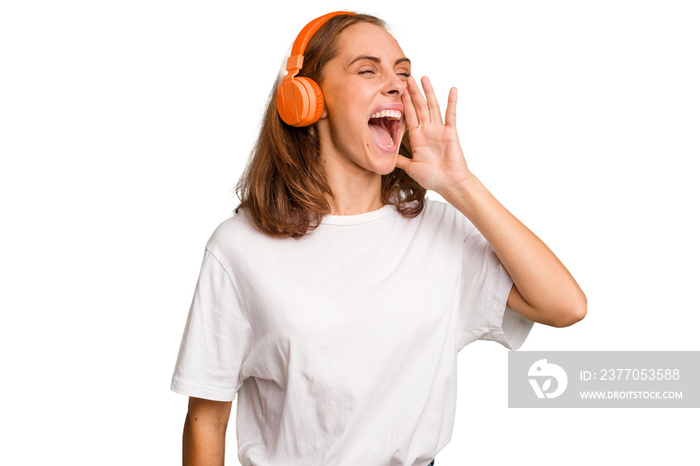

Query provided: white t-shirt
[171,200,534,466]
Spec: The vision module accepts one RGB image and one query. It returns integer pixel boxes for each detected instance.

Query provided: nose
[383,72,407,97]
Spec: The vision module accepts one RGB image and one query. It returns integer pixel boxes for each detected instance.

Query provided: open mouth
[368,108,402,152]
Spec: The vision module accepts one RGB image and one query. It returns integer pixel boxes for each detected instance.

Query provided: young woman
[171,12,586,466]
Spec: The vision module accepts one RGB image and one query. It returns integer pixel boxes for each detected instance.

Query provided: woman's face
[317,22,411,176]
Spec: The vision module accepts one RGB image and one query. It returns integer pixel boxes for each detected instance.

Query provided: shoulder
[205,209,273,262]
[414,198,476,238]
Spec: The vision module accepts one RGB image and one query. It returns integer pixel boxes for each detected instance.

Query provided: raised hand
[398,79,587,331]
[397,76,473,194]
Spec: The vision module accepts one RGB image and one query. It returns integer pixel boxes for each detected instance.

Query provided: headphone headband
[286,11,356,74]
[291,11,355,58]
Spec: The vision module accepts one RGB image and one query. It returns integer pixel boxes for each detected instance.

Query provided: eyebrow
[348,55,411,67]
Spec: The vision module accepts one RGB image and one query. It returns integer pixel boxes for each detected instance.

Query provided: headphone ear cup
[276,77,324,127]
[296,77,325,127]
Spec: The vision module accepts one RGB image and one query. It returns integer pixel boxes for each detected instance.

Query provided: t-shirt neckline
[320,204,395,225]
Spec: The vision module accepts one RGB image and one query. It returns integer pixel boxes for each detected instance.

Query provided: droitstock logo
[528,359,568,399]
[510,351,699,408]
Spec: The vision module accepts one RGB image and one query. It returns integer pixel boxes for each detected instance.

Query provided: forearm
[442,174,586,327]
[183,411,228,466]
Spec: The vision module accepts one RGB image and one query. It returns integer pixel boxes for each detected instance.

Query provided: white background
[1,0,698,464]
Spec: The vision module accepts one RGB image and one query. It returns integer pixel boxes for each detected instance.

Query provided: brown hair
[235,13,425,238]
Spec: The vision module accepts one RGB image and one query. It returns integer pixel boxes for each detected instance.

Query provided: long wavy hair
[235,13,426,238]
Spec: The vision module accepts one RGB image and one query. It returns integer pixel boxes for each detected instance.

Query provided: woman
[171,12,586,466]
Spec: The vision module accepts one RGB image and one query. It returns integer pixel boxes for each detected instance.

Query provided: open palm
[396,76,473,194]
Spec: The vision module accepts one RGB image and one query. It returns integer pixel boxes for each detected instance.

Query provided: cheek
[328,108,367,139]
[322,86,372,141]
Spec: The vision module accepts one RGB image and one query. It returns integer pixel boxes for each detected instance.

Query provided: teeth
[370,109,402,120]
[389,134,394,146]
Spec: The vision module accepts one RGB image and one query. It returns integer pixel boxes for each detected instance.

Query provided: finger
[445,87,458,128]
[394,154,412,172]
[421,76,443,124]
[401,83,419,131]
[406,75,429,123]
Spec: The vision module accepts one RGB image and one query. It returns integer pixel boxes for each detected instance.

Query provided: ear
[320,105,328,119]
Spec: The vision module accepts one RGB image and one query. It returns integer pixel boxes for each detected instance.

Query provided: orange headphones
[276,11,355,127]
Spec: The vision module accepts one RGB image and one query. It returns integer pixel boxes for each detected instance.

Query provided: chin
[366,152,399,176]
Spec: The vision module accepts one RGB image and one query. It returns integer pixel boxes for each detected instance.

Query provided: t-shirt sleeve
[170,248,253,402]
[457,225,534,351]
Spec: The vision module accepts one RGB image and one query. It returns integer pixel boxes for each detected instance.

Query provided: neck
[321,152,384,216]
